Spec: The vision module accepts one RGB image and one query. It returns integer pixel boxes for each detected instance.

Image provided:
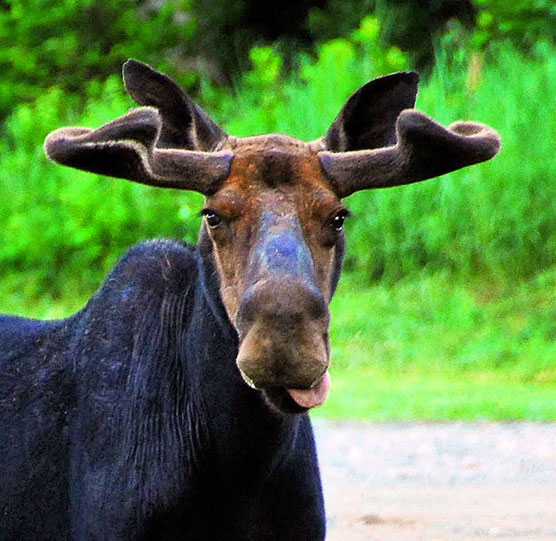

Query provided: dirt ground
[313,421,556,540]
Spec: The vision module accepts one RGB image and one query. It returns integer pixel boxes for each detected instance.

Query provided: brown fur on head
[204,135,346,322]
[44,60,500,414]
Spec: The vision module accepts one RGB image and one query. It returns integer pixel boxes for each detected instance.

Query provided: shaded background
[0,0,554,419]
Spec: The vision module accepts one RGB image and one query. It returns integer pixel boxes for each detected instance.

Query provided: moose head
[45,60,500,414]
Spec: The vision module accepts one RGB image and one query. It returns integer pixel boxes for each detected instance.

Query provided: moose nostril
[305,289,327,320]
[238,279,327,333]
[262,306,304,327]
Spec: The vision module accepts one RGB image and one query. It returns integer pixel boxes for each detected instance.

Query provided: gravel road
[313,420,556,540]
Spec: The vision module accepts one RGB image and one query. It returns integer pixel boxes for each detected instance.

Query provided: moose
[0,60,500,539]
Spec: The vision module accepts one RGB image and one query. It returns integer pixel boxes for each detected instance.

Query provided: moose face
[44,60,500,414]
[200,136,348,412]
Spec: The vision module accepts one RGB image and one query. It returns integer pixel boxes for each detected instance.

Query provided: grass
[315,268,556,420]
[317,370,556,420]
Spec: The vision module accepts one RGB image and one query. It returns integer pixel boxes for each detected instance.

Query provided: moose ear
[324,71,419,152]
[123,59,228,151]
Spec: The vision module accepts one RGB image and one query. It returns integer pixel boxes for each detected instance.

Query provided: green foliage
[473,0,555,50]
[330,270,556,383]
[308,0,375,42]
[0,78,202,306]
[0,0,194,118]
[209,17,409,139]
[1,0,549,121]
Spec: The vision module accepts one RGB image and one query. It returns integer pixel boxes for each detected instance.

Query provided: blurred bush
[0,77,202,303]
[0,0,195,119]
[472,0,555,50]
[1,0,551,119]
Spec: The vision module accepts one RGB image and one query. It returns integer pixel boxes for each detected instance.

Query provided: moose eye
[201,209,222,228]
[329,210,350,232]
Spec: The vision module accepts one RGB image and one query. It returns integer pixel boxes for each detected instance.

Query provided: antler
[44,107,231,194]
[44,61,232,195]
[44,59,501,197]
[319,109,501,198]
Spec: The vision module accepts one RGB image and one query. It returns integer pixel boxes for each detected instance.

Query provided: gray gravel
[313,420,556,540]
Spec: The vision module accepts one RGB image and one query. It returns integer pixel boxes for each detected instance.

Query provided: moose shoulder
[0,60,500,540]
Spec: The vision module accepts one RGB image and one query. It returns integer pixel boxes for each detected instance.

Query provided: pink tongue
[286,371,331,409]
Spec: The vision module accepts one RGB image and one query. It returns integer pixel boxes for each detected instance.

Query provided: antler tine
[319,109,501,198]
[44,107,232,195]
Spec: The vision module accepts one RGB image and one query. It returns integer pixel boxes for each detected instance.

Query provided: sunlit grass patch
[314,269,556,420]
[315,368,556,420]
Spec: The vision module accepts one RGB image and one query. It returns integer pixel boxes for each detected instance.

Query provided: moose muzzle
[235,215,331,409]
